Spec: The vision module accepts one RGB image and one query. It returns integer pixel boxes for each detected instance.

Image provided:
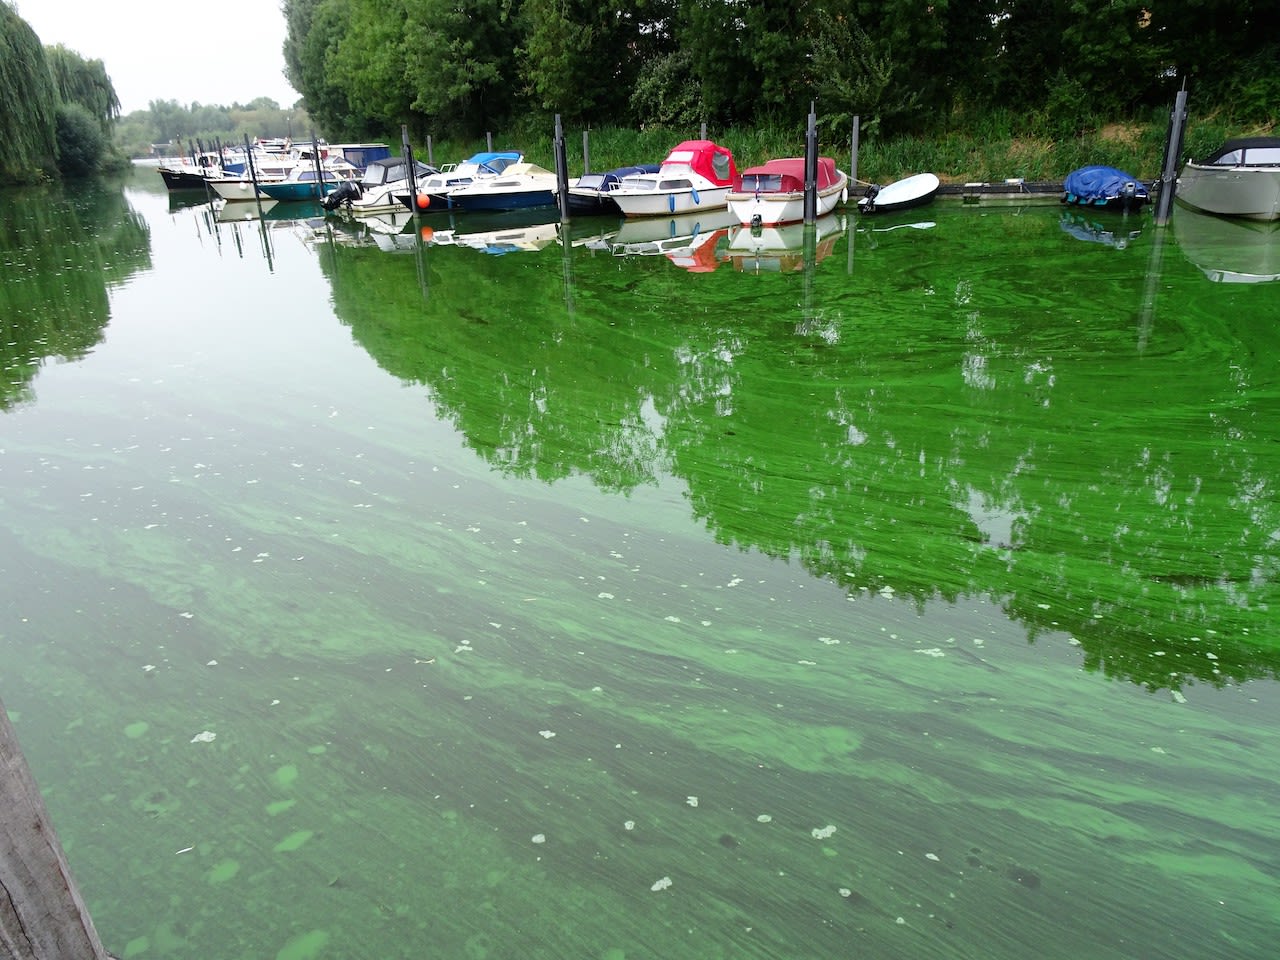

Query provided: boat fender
[668,193,676,213]
[691,187,701,205]
[841,186,848,205]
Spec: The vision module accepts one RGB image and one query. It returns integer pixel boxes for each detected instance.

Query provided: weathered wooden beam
[1,700,114,960]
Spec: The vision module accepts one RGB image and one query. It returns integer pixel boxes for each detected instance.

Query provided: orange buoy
[415,193,431,210]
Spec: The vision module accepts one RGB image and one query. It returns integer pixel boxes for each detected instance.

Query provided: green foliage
[810,12,915,142]
[629,50,703,128]
[54,101,104,176]
[401,0,521,137]
[45,44,120,132]
[1,1,58,182]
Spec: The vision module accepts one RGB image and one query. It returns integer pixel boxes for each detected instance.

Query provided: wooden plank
[1,700,113,960]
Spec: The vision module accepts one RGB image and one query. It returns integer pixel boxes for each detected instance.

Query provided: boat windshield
[619,178,657,191]
[741,173,784,192]
[577,174,607,190]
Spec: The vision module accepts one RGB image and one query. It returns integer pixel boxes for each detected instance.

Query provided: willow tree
[45,44,120,134]
[0,1,58,181]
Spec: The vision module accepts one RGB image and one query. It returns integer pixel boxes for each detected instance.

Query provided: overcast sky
[13,0,301,114]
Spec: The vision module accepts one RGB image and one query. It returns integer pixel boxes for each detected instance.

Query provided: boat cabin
[1197,137,1280,167]
[361,158,438,187]
[738,157,841,194]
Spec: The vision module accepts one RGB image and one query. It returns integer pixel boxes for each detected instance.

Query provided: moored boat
[857,173,939,214]
[256,158,361,202]
[725,156,849,226]
[1176,137,1280,221]
[323,157,439,215]
[567,165,660,215]
[398,152,524,212]
[446,162,558,211]
[1061,165,1149,210]
[609,140,739,218]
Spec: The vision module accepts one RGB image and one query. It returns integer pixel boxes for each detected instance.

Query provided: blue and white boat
[398,151,525,211]
[447,162,559,211]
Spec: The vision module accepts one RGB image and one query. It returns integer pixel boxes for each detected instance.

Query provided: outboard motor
[1120,179,1138,211]
[322,179,362,210]
[860,183,880,213]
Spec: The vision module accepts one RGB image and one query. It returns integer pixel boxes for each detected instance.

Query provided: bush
[55,102,104,177]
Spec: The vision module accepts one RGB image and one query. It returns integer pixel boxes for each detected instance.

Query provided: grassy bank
[404,108,1265,186]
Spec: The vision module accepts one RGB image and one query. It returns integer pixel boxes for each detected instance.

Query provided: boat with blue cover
[1061,165,1149,210]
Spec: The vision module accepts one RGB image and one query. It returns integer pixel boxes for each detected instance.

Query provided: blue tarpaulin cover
[1062,165,1149,206]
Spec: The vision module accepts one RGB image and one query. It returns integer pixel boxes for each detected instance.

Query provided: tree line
[282,0,1278,143]
[1,1,123,181]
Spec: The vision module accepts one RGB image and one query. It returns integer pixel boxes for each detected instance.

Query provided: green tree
[45,44,120,134]
[517,0,659,124]
[284,0,360,134]
[1,1,58,181]
[54,101,104,176]
[402,0,523,137]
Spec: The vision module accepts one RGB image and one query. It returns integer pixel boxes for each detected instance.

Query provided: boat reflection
[608,207,739,272]
[1059,209,1144,249]
[424,209,564,255]
[727,213,847,273]
[1171,203,1280,283]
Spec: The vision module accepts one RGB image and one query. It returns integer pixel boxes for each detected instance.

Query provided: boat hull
[725,174,848,226]
[451,189,557,212]
[1176,163,1280,221]
[257,181,338,202]
[857,173,939,214]
[611,185,732,218]
[566,190,623,216]
[158,167,209,191]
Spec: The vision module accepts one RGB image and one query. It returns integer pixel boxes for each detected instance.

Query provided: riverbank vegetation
[1,2,126,181]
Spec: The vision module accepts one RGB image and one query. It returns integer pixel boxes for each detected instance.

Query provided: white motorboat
[1176,137,1280,221]
[857,173,940,214]
[609,140,739,218]
[726,156,849,226]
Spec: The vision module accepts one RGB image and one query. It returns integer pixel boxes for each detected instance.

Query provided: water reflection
[1059,209,1144,249]
[5,180,1280,960]
[610,207,739,271]
[1172,204,1280,283]
[0,182,150,409]
[726,214,847,273]
[303,203,1280,692]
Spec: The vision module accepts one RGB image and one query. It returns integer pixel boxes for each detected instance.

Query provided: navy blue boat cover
[1062,165,1149,203]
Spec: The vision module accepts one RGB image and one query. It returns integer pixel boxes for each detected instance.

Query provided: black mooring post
[243,133,264,216]
[1154,83,1189,226]
[401,124,419,204]
[1,700,114,960]
[850,116,860,194]
[554,114,570,222]
[310,131,323,200]
[804,102,819,224]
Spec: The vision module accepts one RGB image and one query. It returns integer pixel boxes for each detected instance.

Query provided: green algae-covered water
[2,168,1278,959]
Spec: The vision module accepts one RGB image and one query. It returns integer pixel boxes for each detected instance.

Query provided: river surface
[2,166,1279,960]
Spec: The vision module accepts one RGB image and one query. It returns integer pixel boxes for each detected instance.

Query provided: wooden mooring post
[1,700,114,959]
